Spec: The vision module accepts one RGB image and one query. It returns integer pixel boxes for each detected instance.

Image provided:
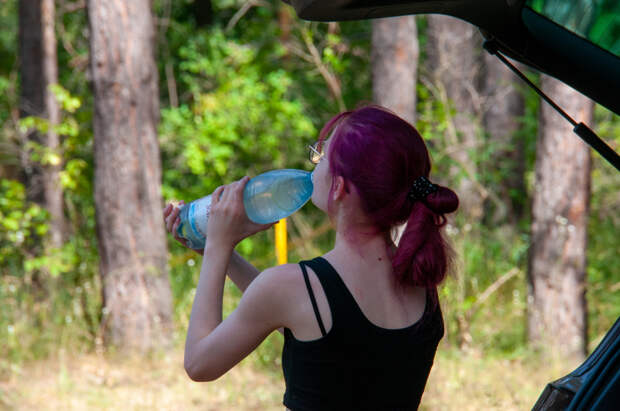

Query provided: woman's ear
[332,175,347,201]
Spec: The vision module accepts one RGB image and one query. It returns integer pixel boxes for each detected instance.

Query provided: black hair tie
[408,176,438,202]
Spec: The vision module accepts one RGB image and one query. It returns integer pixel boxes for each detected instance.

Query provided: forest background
[0,0,618,409]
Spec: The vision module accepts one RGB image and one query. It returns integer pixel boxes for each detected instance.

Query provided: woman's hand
[163,201,204,255]
[207,176,275,249]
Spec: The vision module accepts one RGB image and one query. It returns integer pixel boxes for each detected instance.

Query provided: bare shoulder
[243,263,303,302]
[261,261,333,340]
[260,263,302,283]
[241,263,306,326]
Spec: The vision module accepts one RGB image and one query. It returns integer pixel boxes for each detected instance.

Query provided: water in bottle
[176,169,313,250]
[243,169,313,224]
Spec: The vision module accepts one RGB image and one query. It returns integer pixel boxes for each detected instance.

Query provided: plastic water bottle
[176,169,313,250]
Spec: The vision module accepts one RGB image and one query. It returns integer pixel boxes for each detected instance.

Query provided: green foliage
[0,180,49,267]
[439,221,530,353]
[0,0,17,73]
[50,84,82,113]
[0,177,101,374]
[0,81,100,376]
[159,27,316,202]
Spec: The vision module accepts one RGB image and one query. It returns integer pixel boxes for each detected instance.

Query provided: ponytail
[391,185,459,290]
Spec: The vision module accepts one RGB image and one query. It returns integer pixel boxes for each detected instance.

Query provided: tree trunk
[482,53,526,224]
[527,75,591,361]
[426,15,484,220]
[279,2,293,45]
[371,16,418,125]
[371,15,419,244]
[87,0,173,351]
[18,0,65,247]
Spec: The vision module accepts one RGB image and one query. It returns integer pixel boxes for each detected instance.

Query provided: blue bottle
[176,169,313,250]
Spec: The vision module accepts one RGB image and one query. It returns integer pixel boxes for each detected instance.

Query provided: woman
[163,105,459,410]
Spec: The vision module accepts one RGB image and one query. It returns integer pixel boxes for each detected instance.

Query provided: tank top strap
[299,261,327,337]
[301,256,360,328]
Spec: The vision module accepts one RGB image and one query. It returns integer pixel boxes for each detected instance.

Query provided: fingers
[164,203,191,249]
[172,214,181,234]
[164,204,173,231]
[165,204,181,232]
[222,179,240,203]
[165,211,173,232]
[163,202,192,249]
[235,176,249,201]
[212,179,243,205]
[163,203,172,218]
[220,177,247,204]
[212,186,225,204]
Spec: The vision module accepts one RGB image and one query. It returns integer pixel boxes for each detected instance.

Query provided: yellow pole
[275,218,287,265]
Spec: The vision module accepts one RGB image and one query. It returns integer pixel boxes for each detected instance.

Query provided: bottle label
[188,202,204,239]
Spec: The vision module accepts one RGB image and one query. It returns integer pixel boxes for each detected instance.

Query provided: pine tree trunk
[279,2,293,45]
[482,53,525,224]
[371,16,418,125]
[18,0,65,247]
[527,75,591,361]
[371,15,419,244]
[19,0,44,202]
[87,0,173,351]
[426,15,484,220]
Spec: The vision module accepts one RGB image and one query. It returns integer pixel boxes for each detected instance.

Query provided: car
[283,1,620,409]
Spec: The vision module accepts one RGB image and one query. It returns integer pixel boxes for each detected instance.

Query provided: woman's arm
[184,257,293,381]
[184,241,233,375]
[228,250,260,292]
[183,179,288,381]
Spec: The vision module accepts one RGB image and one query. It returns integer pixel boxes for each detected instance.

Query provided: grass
[422,344,578,410]
[0,341,579,410]
[1,347,284,410]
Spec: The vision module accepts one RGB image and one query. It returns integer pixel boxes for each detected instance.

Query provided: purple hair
[318,105,459,291]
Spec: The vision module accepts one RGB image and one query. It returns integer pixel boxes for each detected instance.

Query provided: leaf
[49,84,82,113]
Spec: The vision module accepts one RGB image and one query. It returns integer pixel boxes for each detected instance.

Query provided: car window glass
[526,0,620,57]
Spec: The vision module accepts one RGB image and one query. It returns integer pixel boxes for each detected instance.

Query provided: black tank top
[282,257,444,411]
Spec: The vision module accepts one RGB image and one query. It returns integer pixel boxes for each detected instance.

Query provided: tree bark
[527,75,591,361]
[18,0,65,247]
[279,2,293,45]
[87,0,173,351]
[371,16,418,125]
[426,15,484,220]
[371,16,419,244]
[482,53,526,224]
